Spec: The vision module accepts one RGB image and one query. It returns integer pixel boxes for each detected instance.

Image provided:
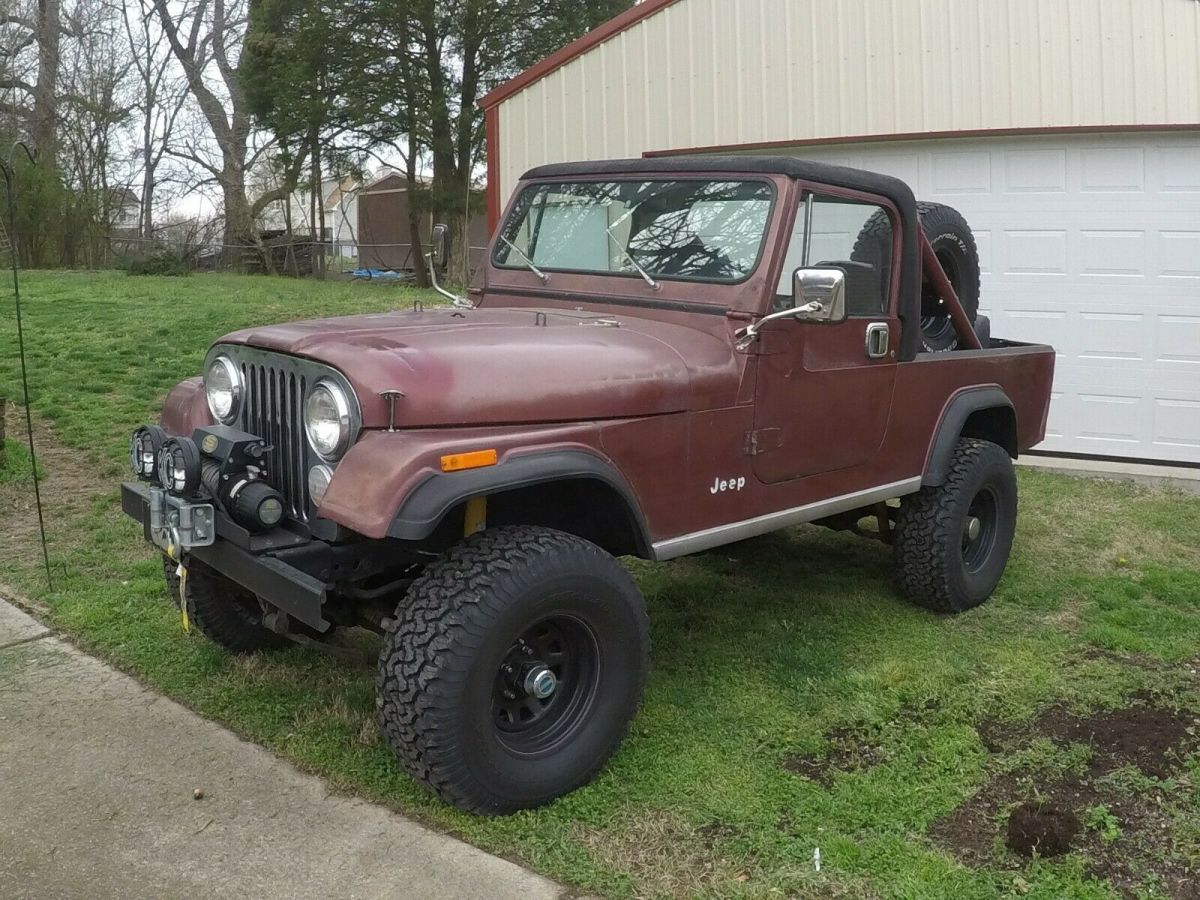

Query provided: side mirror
[735,267,848,350]
[792,267,847,323]
[430,223,449,268]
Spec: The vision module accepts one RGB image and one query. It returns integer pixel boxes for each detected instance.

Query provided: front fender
[160,377,215,436]
[315,423,647,543]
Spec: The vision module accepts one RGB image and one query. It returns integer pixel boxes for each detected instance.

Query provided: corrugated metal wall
[496,0,1200,201]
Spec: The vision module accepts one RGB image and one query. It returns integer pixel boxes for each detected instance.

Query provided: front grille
[240,361,309,520]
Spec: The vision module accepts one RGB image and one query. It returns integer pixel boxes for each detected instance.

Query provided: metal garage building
[480,0,1200,465]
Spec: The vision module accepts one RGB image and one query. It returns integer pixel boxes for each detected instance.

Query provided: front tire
[162,555,288,653]
[893,439,1017,613]
[376,525,650,815]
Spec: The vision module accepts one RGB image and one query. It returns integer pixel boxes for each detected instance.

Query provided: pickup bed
[122,156,1054,814]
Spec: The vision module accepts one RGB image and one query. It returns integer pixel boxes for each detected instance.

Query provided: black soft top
[522,155,915,209]
[520,156,923,361]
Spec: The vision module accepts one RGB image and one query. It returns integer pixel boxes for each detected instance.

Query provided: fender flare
[386,449,652,554]
[923,387,1015,487]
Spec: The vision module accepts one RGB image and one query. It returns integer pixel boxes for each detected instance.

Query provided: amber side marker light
[441,449,499,473]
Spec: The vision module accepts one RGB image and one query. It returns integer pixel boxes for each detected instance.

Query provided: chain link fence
[107,233,489,283]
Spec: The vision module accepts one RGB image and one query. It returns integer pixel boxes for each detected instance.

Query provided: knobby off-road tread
[375,525,648,814]
[893,438,1013,613]
[170,557,288,653]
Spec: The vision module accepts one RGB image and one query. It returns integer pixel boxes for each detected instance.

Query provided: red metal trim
[485,105,501,234]
[479,0,684,110]
[643,123,1200,158]
[920,232,981,352]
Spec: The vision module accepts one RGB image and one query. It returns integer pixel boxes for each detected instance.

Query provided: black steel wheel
[376,525,649,815]
[893,438,1017,613]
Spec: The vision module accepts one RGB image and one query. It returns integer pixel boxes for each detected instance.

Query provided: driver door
[751,190,900,484]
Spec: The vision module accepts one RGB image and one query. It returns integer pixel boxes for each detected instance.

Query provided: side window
[775,193,893,316]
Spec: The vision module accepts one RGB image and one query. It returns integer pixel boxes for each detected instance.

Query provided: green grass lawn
[2,270,1198,899]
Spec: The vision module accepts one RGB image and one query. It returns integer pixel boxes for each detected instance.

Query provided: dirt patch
[0,404,110,556]
[936,696,1200,897]
[783,725,888,786]
[979,696,1197,779]
[1005,801,1080,857]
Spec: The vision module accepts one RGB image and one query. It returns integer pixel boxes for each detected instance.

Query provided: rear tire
[376,525,649,815]
[893,439,1017,613]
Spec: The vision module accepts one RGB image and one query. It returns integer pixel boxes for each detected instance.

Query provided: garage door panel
[788,132,1200,463]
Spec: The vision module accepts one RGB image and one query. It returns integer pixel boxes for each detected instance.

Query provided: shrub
[127,250,191,277]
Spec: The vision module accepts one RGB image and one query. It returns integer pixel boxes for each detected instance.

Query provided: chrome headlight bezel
[205,355,242,424]
[304,380,352,461]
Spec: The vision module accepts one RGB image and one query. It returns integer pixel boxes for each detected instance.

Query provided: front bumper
[121,481,331,631]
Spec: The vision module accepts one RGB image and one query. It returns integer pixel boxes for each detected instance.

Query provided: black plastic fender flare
[387,449,653,555]
[923,387,1016,487]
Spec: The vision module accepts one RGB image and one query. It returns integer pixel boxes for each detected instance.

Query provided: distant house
[356,172,489,274]
[257,175,361,258]
[109,187,141,234]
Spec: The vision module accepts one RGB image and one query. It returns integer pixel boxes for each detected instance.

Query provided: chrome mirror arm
[734,301,824,350]
[426,251,473,309]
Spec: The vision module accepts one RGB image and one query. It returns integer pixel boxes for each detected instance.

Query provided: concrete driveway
[0,599,567,900]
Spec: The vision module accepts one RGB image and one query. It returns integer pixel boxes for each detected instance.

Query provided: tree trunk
[141,111,155,241]
[32,0,60,168]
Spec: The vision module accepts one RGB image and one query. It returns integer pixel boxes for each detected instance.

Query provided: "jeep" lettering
[710,476,747,494]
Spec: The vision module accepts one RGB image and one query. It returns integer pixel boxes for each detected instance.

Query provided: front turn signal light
[440,449,499,473]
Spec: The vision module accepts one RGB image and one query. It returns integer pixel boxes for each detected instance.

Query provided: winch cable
[2,142,52,590]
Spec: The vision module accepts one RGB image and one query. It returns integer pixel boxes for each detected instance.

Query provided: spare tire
[851,201,980,353]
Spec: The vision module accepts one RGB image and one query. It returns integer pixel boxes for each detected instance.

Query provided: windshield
[493,179,775,284]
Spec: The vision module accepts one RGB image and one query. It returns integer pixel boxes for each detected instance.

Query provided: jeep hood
[219,307,736,428]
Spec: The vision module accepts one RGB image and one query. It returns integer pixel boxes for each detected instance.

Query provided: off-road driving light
[157,436,202,496]
[304,381,351,460]
[307,464,333,506]
[130,425,167,480]
[228,480,285,530]
[205,356,242,424]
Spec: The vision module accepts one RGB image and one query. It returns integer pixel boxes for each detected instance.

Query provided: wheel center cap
[523,665,557,699]
[965,516,982,543]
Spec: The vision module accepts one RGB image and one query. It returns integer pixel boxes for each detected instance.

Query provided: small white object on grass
[813,847,821,871]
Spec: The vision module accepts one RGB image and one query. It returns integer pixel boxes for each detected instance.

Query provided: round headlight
[304,381,351,460]
[205,356,242,424]
[308,464,333,506]
[157,436,202,495]
[130,425,166,480]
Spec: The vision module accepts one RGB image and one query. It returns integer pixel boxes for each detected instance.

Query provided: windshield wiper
[499,235,550,284]
[604,226,661,292]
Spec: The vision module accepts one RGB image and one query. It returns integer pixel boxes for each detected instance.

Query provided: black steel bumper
[121,481,331,631]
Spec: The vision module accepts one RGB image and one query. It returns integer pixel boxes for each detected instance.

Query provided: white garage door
[748,132,1200,465]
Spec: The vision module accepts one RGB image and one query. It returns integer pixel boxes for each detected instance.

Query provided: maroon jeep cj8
[123,157,1055,814]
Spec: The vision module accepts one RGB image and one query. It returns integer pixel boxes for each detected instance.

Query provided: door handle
[865,323,889,359]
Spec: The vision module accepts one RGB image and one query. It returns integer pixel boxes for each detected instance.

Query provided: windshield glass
[493,179,775,284]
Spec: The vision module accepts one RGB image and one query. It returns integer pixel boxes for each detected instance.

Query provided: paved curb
[0,598,569,900]
[1018,455,1200,495]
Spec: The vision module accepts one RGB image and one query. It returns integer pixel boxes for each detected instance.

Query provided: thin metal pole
[3,144,53,590]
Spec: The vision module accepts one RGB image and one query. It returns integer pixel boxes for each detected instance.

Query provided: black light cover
[130,425,167,480]
[157,436,202,496]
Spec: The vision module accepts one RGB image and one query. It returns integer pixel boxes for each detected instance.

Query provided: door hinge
[744,428,782,456]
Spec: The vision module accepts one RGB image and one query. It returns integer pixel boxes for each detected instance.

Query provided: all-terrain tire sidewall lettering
[893,439,1017,613]
[375,525,650,815]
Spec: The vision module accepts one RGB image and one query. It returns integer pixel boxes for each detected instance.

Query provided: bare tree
[115,0,187,241]
[152,0,306,256]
